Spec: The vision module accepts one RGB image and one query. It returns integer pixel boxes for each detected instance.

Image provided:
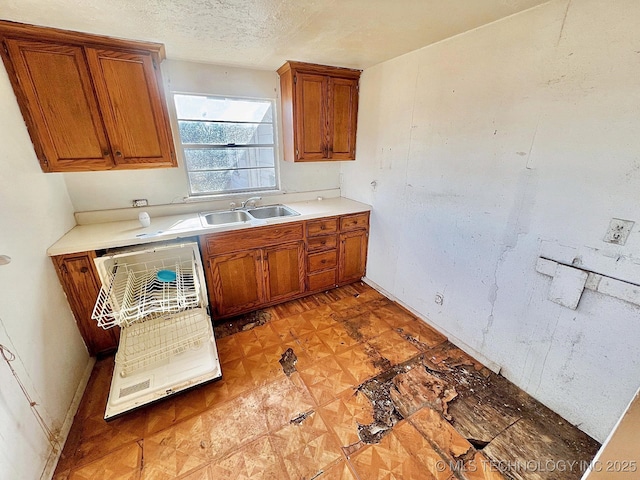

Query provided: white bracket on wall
[536,257,640,310]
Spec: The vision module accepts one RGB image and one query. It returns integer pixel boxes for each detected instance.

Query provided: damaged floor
[53,283,600,480]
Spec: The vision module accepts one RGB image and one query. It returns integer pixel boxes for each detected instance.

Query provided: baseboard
[40,356,96,480]
[362,277,503,374]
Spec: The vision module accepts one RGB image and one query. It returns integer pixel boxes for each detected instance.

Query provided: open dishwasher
[91,239,221,420]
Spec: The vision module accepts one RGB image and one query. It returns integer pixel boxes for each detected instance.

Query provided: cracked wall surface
[341,0,640,442]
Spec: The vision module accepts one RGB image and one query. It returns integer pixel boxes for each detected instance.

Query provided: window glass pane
[184,147,275,170]
[178,121,274,145]
[174,93,278,196]
[174,95,273,123]
[188,168,276,195]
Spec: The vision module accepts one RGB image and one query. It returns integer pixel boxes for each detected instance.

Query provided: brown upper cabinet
[278,61,361,162]
[0,21,177,172]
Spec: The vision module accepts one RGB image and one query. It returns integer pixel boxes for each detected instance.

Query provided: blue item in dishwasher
[156,269,177,282]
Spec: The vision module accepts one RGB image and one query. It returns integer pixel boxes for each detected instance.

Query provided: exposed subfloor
[53,283,600,480]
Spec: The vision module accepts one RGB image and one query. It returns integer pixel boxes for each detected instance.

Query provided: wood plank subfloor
[53,283,600,480]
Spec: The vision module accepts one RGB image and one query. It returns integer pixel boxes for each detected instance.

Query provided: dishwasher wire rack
[92,254,200,329]
[115,308,211,377]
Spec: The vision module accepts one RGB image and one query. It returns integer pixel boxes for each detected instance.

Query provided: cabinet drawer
[340,212,369,231]
[307,234,337,253]
[307,269,337,291]
[203,222,303,256]
[308,250,337,273]
[306,218,338,237]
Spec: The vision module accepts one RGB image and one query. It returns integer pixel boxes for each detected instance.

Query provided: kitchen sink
[200,204,300,227]
[247,205,299,219]
[200,210,252,226]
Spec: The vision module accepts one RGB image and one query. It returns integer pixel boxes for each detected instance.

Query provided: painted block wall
[341,0,640,442]
[63,60,342,212]
[0,62,90,477]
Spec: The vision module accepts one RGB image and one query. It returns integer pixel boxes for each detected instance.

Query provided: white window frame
[172,92,281,199]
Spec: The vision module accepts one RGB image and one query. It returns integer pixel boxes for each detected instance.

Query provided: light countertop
[47,197,371,256]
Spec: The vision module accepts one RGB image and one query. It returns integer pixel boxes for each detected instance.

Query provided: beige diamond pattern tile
[316,324,362,354]
[271,412,342,480]
[69,442,142,480]
[233,330,263,357]
[216,334,244,364]
[297,332,338,370]
[318,389,374,447]
[141,415,211,479]
[409,408,472,461]
[243,346,287,387]
[209,436,287,480]
[299,355,358,405]
[252,324,282,349]
[368,330,421,366]
[259,373,315,431]
[319,460,359,480]
[394,320,448,351]
[203,389,269,460]
[369,301,416,328]
[393,421,457,480]
[350,427,426,480]
[335,344,384,383]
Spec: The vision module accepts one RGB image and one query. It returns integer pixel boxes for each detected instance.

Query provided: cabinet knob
[115,150,123,157]
[80,266,89,273]
[320,241,326,245]
[103,149,110,157]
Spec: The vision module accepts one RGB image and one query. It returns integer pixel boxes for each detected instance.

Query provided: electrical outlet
[604,218,634,245]
[132,199,149,208]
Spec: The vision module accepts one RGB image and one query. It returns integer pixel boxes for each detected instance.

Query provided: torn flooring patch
[356,355,458,445]
[279,348,298,376]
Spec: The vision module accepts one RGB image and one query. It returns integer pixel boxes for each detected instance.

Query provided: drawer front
[203,222,303,256]
[307,234,337,253]
[340,212,369,231]
[307,269,337,291]
[306,218,338,237]
[307,250,337,273]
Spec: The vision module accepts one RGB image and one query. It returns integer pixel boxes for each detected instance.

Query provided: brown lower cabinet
[201,211,370,320]
[52,252,119,356]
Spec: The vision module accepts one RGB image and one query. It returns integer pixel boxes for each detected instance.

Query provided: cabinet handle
[80,266,89,273]
[320,241,326,245]
[321,259,326,264]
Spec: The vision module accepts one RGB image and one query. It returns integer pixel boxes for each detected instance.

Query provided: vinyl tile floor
[53,283,600,480]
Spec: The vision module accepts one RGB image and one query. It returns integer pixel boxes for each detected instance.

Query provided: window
[173,94,278,196]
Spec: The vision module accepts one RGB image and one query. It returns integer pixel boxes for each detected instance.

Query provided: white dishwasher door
[92,240,221,420]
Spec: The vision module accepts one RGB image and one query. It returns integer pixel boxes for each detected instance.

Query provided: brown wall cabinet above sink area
[278,61,361,162]
[0,20,177,172]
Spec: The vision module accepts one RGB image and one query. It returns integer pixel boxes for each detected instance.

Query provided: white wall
[342,0,640,443]
[63,60,342,212]
[0,64,90,477]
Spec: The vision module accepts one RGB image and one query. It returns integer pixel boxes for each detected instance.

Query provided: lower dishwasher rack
[115,307,210,378]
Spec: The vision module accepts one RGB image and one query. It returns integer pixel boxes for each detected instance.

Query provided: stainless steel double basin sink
[200,204,300,227]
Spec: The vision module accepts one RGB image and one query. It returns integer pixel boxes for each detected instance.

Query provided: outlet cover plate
[604,218,634,245]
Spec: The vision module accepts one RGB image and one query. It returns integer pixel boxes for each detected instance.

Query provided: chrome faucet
[241,196,262,209]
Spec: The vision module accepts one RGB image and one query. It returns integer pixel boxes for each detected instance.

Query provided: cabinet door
[264,242,305,303]
[52,253,119,356]
[207,250,265,318]
[338,230,368,284]
[4,39,113,172]
[295,73,328,161]
[328,77,358,160]
[85,47,176,168]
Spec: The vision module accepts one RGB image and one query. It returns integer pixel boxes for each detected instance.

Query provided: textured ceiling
[0,0,550,70]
